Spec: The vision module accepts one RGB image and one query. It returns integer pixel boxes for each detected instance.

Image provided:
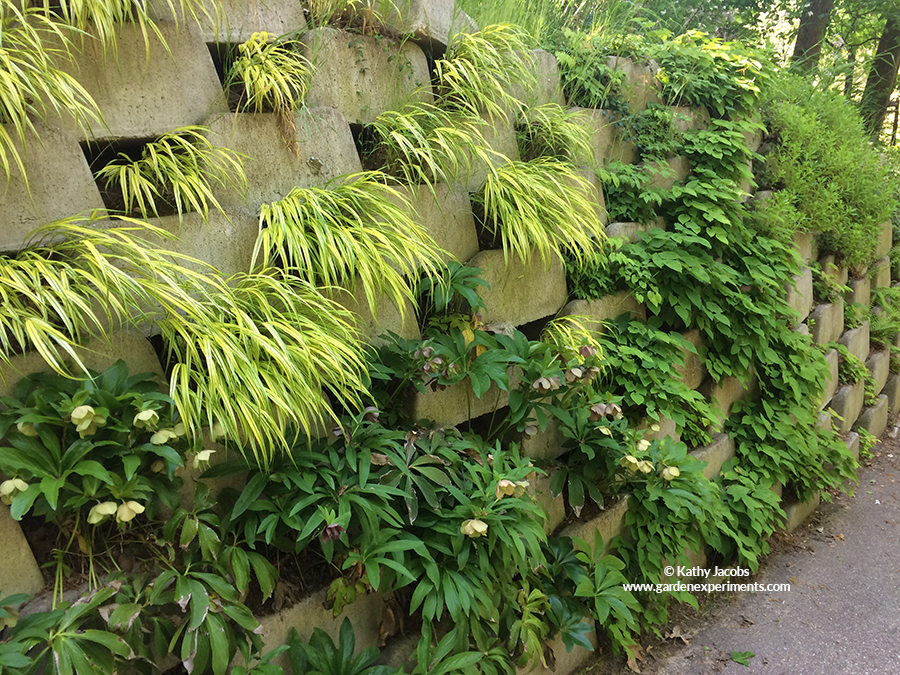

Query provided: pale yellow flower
[619,455,640,472]
[636,439,651,452]
[150,428,178,446]
[192,449,215,469]
[0,478,28,505]
[513,480,529,497]
[496,479,516,499]
[87,501,117,525]
[116,501,145,523]
[150,459,166,473]
[16,421,38,437]
[133,409,159,430]
[661,466,681,481]
[461,518,489,538]
[637,460,654,474]
[71,405,106,438]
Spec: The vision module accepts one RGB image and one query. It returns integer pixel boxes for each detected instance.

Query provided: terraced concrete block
[671,105,710,132]
[700,372,757,432]
[0,332,165,398]
[327,282,419,346]
[409,377,511,428]
[855,395,889,438]
[845,275,871,307]
[638,416,680,444]
[205,107,361,212]
[845,431,861,462]
[456,111,521,192]
[606,221,655,243]
[257,588,382,669]
[467,250,567,326]
[529,472,565,534]
[302,28,432,125]
[820,348,839,409]
[691,434,735,479]
[562,496,629,556]
[560,291,646,335]
[792,231,818,262]
[675,328,707,390]
[872,256,891,290]
[397,182,479,263]
[52,23,227,140]
[569,107,623,166]
[885,373,900,414]
[785,266,813,322]
[817,410,832,431]
[809,300,844,345]
[374,0,474,50]
[782,490,820,533]
[829,380,865,433]
[839,321,870,363]
[605,56,661,111]
[146,210,259,277]
[515,620,597,675]
[512,49,566,108]
[876,219,893,258]
[645,155,691,190]
[572,167,608,226]
[867,349,890,396]
[159,0,308,43]
[520,417,567,461]
[819,253,848,287]
[0,506,45,598]
[0,122,105,253]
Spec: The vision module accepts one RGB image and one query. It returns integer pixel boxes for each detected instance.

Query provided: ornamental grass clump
[472,157,606,265]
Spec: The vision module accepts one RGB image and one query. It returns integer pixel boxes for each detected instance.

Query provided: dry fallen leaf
[831,533,845,541]
[626,644,645,673]
[665,625,691,645]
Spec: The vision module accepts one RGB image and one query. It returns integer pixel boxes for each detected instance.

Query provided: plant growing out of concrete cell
[254,171,444,317]
[516,102,594,164]
[472,157,606,266]
[0,3,100,185]
[434,23,537,122]
[93,125,246,221]
[28,0,220,50]
[366,102,494,187]
[0,215,368,469]
[225,31,314,117]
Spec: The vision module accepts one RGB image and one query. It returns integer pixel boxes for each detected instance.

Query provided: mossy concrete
[52,22,227,140]
[302,27,432,125]
[468,250,567,327]
[0,121,105,253]
[204,107,362,213]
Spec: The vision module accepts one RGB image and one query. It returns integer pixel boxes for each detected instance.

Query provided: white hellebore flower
[619,455,641,472]
[116,501,145,523]
[636,439,651,452]
[87,501,118,524]
[172,422,186,437]
[150,428,179,446]
[0,479,28,505]
[496,479,516,499]
[461,518,488,538]
[16,421,38,437]
[133,409,160,430]
[637,460,654,474]
[661,466,681,481]
[193,449,215,469]
[71,405,106,438]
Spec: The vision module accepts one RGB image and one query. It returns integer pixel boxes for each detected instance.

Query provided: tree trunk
[860,16,900,139]
[844,46,856,98]
[791,0,835,71]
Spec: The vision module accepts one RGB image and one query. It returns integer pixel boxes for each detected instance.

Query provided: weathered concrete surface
[854,395,889,438]
[819,253,848,287]
[302,27,432,125]
[632,439,900,675]
[645,155,691,191]
[468,250,567,327]
[562,496,630,556]
[792,231,818,262]
[809,300,844,345]
[784,266,813,323]
[0,506,46,598]
[819,348,839,409]
[839,321,870,363]
[605,56,661,111]
[52,22,228,140]
[0,121,105,253]
[397,182,479,263]
[153,0,308,43]
[829,380,865,434]
[560,291,647,335]
[691,433,735,480]
[871,256,891,290]
[373,0,475,49]
[675,329,707,391]
[867,349,890,396]
[845,274,871,307]
[876,219,893,258]
[671,105,710,133]
[326,282,419,346]
[204,107,362,213]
